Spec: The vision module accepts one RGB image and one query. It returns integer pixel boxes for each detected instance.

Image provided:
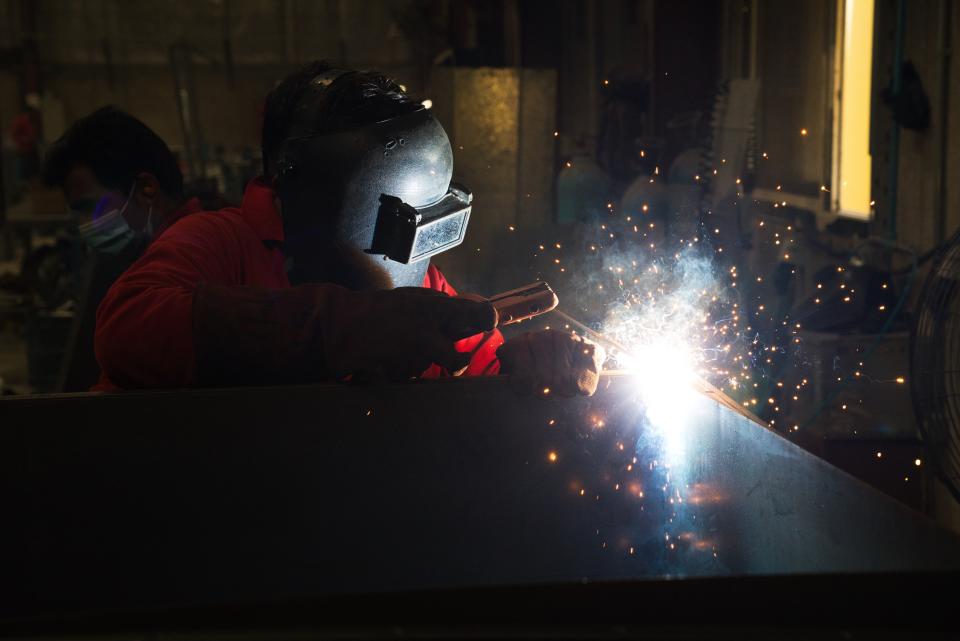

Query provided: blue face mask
[76,186,153,254]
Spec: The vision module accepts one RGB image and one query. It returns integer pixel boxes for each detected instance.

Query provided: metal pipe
[223,0,236,88]
[886,0,907,241]
[936,0,953,244]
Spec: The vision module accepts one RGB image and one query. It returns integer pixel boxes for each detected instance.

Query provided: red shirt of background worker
[94,63,603,393]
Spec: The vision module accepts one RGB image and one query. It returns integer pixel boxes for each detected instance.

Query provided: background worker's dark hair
[261,60,420,176]
[42,106,183,197]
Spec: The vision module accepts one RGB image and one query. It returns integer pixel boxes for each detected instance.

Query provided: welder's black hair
[42,106,183,197]
[261,60,420,176]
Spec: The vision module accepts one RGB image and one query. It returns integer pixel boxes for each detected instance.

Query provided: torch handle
[491,281,559,325]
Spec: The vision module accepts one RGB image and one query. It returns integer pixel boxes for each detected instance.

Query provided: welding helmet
[274,70,471,288]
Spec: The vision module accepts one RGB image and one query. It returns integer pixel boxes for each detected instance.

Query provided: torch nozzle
[550,309,758,422]
[551,309,634,358]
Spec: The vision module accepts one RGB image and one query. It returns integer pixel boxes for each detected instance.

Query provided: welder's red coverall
[93,179,503,391]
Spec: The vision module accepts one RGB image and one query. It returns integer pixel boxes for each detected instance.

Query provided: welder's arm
[192,283,498,385]
[96,217,497,388]
[497,330,606,397]
[95,215,238,389]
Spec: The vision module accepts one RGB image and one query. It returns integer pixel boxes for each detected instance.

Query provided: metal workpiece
[1,373,959,619]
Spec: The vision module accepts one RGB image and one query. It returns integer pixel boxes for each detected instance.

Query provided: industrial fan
[911,228,960,502]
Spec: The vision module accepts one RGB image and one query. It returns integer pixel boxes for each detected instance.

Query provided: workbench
[2,374,959,636]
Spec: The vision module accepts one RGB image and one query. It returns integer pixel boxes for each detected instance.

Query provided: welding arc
[550,309,761,424]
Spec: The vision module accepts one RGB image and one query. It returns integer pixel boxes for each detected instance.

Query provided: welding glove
[497,329,605,397]
[192,282,497,385]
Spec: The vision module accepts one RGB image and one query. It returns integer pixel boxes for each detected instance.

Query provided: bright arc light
[621,341,698,464]
[628,342,696,424]
[598,250,716,466]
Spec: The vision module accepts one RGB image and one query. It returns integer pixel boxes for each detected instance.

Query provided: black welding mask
[274,73,470,288]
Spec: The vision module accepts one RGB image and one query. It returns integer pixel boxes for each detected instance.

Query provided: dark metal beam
[1,374,958,621]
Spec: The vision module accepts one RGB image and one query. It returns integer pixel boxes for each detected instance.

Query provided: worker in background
[9,93,42,181]
[93,62,603,394]
[42,106,203,391]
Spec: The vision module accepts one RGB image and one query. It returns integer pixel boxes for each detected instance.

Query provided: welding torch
[487,280,627,351]
[489,280,559,325]
[487,281,626,352]
[487,283,748,415]
[550,309,754,419]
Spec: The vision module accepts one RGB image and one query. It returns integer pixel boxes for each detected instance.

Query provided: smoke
[602,249,722,371]
[527,189,746,436]
[596,244,730,463]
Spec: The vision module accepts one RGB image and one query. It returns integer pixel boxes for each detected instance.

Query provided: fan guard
[911,230,960,502]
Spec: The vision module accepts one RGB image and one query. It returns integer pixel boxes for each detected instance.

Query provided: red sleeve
[421,264,503,378]
[94,214,244,389]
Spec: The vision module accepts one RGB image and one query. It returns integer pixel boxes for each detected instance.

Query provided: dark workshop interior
[3,1,960,638]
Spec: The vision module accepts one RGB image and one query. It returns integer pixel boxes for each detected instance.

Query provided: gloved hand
[323,286,497,380]
[497,329,605,397]
[193,282,497,385]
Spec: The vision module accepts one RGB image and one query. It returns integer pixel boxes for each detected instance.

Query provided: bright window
[833,0,875,219]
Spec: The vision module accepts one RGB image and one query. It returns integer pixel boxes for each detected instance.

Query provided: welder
[93,62,603,394]
[42,106,203,391]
